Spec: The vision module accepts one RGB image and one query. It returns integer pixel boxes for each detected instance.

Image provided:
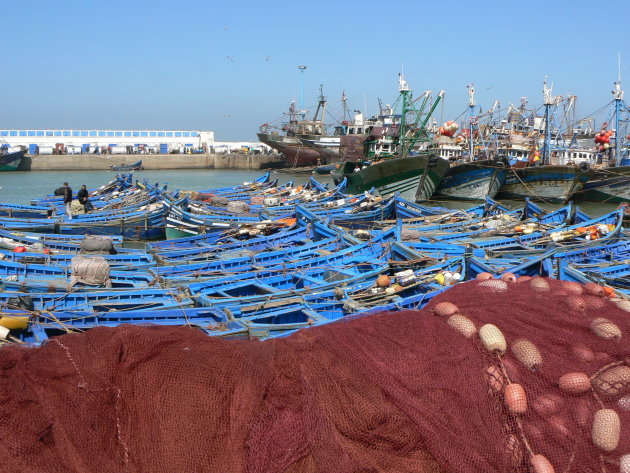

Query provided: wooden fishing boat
[110,160,143,172]
[0,149,25,172]
[497,164,589,203]
[434,159,508,200]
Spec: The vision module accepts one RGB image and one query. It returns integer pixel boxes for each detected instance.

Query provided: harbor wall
[24,153,283,171]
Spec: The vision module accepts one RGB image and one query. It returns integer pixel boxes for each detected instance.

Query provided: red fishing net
[0,277,628,473]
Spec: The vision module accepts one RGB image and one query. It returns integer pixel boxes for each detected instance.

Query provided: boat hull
[332,154,449,201]
[497,165,587,203]
[578,166,630,203]
[435,160,508,201]
[257,133,321,167]
[0,150,25,171]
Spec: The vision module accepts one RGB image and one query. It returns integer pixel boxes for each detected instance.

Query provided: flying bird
[266,56,271,62]
[226,56,234,62]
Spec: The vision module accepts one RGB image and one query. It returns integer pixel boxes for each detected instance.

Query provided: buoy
[13,246,26,253]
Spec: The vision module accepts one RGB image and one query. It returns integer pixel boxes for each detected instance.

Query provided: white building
[0,129,215,154]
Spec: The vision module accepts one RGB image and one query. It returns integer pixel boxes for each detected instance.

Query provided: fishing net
[0,277,628,473]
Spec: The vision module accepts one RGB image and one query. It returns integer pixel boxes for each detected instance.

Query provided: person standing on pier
[63,182,73,219]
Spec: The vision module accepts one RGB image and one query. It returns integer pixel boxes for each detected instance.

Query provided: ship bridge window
[108,131,115,137]
[124,132,131,137]
[89,131,96,137]
[63,131,70,136]
[158,132,165,137]
[46,131,53,136]
[72,131,80,136]
[10,131,17,136]
[175,132,182,137]
[98,131,106,137]
[183,132,190,137]
[19,131,27,136]
[133,132,139,137]
[81,131,88,136]
[116,132,122,137]
[166,132,173,137]
[0,131,7,136]
[141,132,148,137]
[37,131,44,136]
[28,131,35,136]
[191,132,198,137]
[150,132,157,137]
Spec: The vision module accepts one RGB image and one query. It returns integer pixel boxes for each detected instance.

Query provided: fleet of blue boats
[0,171,628,345]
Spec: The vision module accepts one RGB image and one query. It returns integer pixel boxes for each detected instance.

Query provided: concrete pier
[23,153,284,171]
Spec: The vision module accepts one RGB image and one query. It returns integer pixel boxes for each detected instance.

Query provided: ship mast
[398,73,411,158]
[612,79,624,166]
[467,83,475,161]
[542,77,554,165]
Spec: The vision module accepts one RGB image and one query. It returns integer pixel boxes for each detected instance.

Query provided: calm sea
[0,169,618,216]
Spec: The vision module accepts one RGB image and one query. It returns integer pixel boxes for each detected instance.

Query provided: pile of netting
[0,276,628,473]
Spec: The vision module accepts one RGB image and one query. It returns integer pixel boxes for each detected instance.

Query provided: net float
[530,277,550,292]
[447,314,476,338]
[479,279,508,292]
[511,339,542,370]
[558,372,591,394]
[562,281,583,295]
[566,296,587,312]
[615,300,630,312]
[592,408,620,452]
[592,365,630,396]
[504,383,527,414]
[476,272,493,281]
[501,272,517,283]
[531,454,555,473]
[584,282,605,296]
[591,318,622,340]
[479,324,506,354]
[432,302,459,317]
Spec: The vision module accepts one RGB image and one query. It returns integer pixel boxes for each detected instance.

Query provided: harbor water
[0,168,619,216]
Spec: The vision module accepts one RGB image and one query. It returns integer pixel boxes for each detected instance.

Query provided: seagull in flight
[226,56,234,62]
[266,56,271,62]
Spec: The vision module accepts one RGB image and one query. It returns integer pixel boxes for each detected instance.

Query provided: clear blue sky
[3,0,629,141]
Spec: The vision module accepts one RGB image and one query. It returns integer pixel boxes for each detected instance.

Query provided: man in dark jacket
[77,184,91,212]
[63,182,73,219]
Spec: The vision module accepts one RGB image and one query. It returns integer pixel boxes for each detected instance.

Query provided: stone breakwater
[24,153,283,171]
